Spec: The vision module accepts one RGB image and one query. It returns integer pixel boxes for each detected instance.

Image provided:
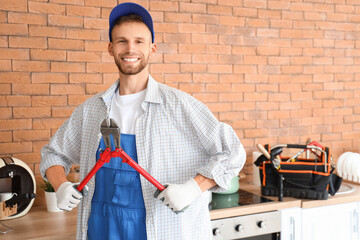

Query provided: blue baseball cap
[109,2,154,43]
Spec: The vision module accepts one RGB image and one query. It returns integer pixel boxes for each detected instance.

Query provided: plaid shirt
[40,75,246,240]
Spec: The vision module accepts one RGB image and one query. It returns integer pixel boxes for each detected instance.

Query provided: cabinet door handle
[290,216,295,240]
[354,209,359,234]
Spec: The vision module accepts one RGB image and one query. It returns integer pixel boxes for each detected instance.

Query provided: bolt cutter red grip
[76,118,165,193]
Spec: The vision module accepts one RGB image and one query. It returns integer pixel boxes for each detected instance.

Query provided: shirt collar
[100,75,162,109]
[144,75,163,104]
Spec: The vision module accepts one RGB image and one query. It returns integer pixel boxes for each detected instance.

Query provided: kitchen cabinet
[281,207,302,240]
[301,201,360,240]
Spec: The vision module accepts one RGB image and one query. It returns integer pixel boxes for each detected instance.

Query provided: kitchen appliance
[210,190,281,240]
[0,157,36,220]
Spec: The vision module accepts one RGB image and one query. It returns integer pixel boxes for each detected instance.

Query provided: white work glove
[156,178,202,213]
[56,182,88,212]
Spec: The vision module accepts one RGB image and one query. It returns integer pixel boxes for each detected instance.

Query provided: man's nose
[125,41,135,51]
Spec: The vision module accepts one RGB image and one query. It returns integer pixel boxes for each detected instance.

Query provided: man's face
[108,21,156,75]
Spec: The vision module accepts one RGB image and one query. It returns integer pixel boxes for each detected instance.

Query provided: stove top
[209,189,273,210]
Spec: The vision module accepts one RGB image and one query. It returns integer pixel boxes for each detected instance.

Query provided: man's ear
[108,42,114,56]
[150,43,157,55]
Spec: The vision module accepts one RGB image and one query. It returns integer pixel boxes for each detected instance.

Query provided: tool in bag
[76,118,165,193]
[254,142,342,200]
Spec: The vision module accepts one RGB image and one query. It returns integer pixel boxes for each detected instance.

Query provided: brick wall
[1,0,360,187]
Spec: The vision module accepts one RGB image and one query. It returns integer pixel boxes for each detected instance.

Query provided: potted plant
[42,181,62,212]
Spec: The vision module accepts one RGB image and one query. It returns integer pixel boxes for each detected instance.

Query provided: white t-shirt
[109,88,146,134]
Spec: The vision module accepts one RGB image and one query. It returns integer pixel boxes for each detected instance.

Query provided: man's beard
[114,54,149,75]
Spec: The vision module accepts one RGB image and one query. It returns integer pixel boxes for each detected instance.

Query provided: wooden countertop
[0,182,359,239]
[0,206,77,240]
[301,181,360,208]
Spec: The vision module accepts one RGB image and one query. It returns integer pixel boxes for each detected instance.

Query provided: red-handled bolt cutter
[76,118,166,193]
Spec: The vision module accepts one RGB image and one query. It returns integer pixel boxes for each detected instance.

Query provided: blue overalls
[87,134,147,240]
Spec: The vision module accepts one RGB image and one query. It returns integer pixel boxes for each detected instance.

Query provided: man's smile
[122,57,140,63]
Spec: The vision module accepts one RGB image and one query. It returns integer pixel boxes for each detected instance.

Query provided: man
[40,2,245,240]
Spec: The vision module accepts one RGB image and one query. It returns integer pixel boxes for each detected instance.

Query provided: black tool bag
[254,144,342,200]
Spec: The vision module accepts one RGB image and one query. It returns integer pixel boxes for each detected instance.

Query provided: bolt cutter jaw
[101,118,121,149]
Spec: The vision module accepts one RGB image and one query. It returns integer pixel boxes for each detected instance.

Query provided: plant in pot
[42,181,62,212]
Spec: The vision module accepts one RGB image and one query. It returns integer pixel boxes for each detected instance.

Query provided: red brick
[66,29,101,40]
[33,118,66,130]
[233,65,257,74]
[85,40,108,51]
[0,36,7,47]
[13,84,49,95]
[207,64,232,74]
[68,95,91,106]
[164,54,191,63]
[85,84,110,95]
[85,0,116,7]
[69,73,102,84]
[150,1,178,11]
[9,36,47,49]
[0,48,29,60]
[84,18,108,29]
[243,0,267,8]
[206,25,231,35]
[32,73,68,84]
[31,49,66,61]
[48,38,84,50]
[32,96,67,107]
[178,23,205,33]
[28,2,65,15]
[51,62,85,73]
[0,0,27,11]
[257,28,279,38]
[52,106,76,118]
[0,23,28,36]
[192,34,218,44]
[51,84,85,95]
[13,60,50,72]
[193,93,219,103]
[268,1,290,10]
[0,84,11,94]
[220,74,244,83]
[0,108,11,119]
[154,23,178,34]
[0,96,31,107]
[29,25,65,38]
[151,63,179,74]
[13,129,50,141]
[67,51,102,62]
[0,131,12,143]
[258,10,281,19]
[14,107,51,118]
[206,45,231,55]
[246,19,269,28]
[234,7,257,18]
[208,5,232,15]
[50,0,84,5]
[244,92,268,102]
[207,103,231,113]
[0,142,32,155]
[49,15,83,28]
[87,62,118,73]
[244,129,267,138]
[67,5,100,17]
[219,93,243,102]
[243,56,267,65]
[179,2,206,13]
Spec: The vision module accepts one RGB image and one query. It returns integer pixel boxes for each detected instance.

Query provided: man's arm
[194,174,216,192]
[45,165,68,191]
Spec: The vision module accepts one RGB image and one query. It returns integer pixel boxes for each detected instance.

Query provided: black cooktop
[209,189,273,210]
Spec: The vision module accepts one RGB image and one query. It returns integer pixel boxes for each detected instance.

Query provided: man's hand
[155,178,202,213]
[56,181,88,211]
